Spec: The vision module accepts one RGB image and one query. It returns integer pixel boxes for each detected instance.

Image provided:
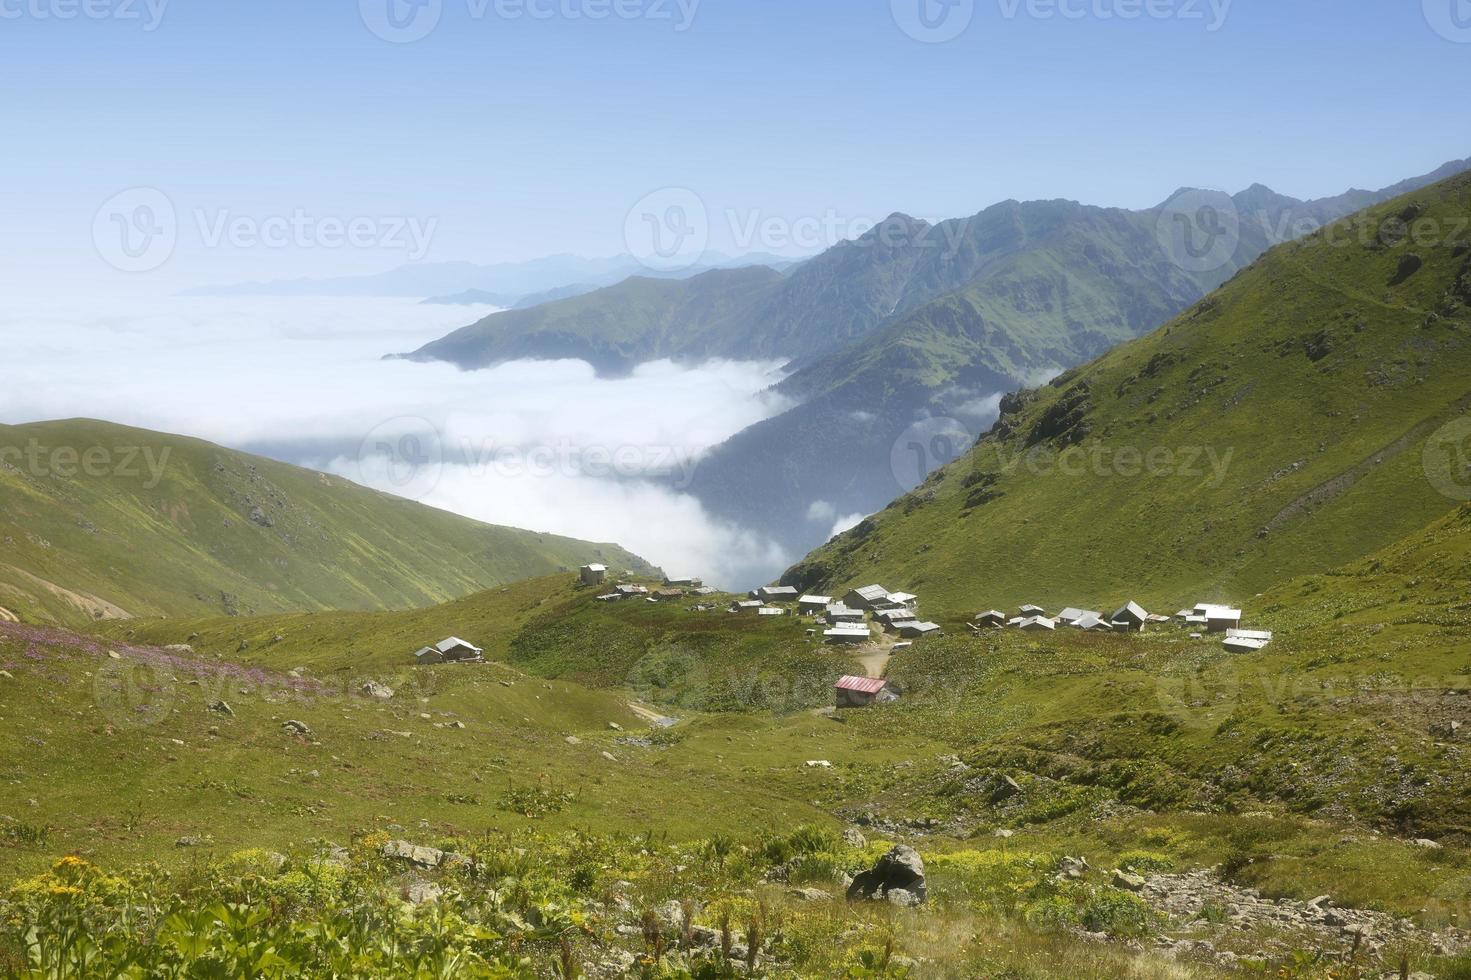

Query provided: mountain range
[403,159,1471,564]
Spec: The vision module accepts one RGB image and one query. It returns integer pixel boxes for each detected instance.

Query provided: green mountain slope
[0,419,655,627]
[782,171,1471,614]
[687,164,1471,552]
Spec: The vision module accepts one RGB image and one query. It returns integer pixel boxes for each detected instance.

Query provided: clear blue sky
[2,0,1468,293]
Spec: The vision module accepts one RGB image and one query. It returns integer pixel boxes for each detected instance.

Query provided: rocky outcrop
[847,844,926,906]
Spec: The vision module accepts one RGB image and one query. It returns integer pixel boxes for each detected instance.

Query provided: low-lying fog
[0,296,797,588]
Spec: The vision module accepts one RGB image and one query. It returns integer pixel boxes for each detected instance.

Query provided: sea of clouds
[0,294,797,588]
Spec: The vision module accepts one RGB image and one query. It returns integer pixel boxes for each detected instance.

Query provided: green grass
[0,418,655,628]
[786,171,1471,616]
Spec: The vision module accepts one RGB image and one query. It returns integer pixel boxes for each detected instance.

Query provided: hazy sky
[2,0,1469,296]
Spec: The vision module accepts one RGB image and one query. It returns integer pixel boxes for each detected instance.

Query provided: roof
[757,607,786,616]
[974,610,1007,621]
[1206,608,1243,620]
[1019,604,1046,614]
[875,608,917,620]
[760,586,799,597]
[1018,616,1056,631]
[413,647,438,658]
[1112,601,1149,622]
[824,626,871,639]
[1058,607,1101,623]
[436,636,482,653]
[835,675,888,695]
[900,621,941,634]
[1072,613,1109,630]
[1226,628,1273,642]
[799,595,833,605]
[1223,636,1270,652]
[887,592,919,604]
[851,585,890,602]
[582,563,607,571]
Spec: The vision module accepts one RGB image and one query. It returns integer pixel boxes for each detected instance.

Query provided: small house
[413,646,442,665]
[1073,613,1112,632]
[825,604,866,623]
[835,675,892,708]
[757,585,800,603]
[664,576,702,587]
[1223,628,1273,652]
[653,589,684,601]
[1018,615,1056,632]
[616,584,650,597]
[798,595,833,615]
[897,621,942,639]
[875,608,918,631]
[580,564,607,586]
[874,591,919,611]
[595,592,622,602]
[845,585,891,610]
[1111,601,1149,633]
[757,606,786,617]
[1205,608,1243,634]
[732,600,765,614]
[1057,607,1101,626]
[1019,604,1047,616]
[974,610,1007,628]
[429,636,483,663]
[824,624,872,644]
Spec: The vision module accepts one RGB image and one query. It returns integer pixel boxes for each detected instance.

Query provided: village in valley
[407,561,1275,711]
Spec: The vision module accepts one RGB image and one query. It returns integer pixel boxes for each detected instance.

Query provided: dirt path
[854,634,900,679]
[627,701,677,727]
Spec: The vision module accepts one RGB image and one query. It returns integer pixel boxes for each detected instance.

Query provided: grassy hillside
[7,518,1471,975]
[0,419,654,628]
[784,171,1471,615]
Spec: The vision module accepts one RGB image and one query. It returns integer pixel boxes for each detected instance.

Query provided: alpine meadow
[3,4,1471,979]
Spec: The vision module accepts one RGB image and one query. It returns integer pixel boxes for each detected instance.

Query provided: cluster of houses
[731,583,943,646]
[970,600,1272,652]
[412,636,485,665]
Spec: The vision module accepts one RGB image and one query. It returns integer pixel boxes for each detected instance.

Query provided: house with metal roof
[664,575,702,587]
[1111,601,1150,632]
[579,564,607,586]
[798,595,833,614]
[1018,615,1057,632]
[1072,613,1112,631]
[845,585,892,610]
[1019,604,1047,616]
[415,636,483,664]
[757,585,800,602]
[1223,628,1273,652]
[824,624,872,644]
[1205,607,1243,633]
[874,591,919,611]
[875,608,919,631]
[757,606,786,617]
[732,600,765,614]
[825,604,866,623]
[1058,607,1102,626]
[973,610,1007,628]
[834,674,893,708]
[897,621,942,639]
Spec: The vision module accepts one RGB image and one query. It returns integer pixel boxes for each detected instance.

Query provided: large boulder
[846,844,926,905]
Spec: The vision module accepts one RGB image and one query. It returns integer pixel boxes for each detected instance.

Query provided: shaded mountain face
[682,161,1471,553]
[0,419,656,628]
[780,171,1471,615]
[402,160,1469,574]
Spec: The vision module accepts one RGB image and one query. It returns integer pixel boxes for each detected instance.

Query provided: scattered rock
[163,644,194,655]
[564,735,582,745]
[1113,869,1146,891]
[1058,856,1089,880]
[608,722,623,731]
[281,720,313,737]
[107,650,122,660]
[804,760,832,768]
[360,681,394,700]
[404,881,442,905]
[788,887,830,902]
[841,828,867,849]
[175,835,211,848]
[1411,838,1443,850]
[207,699,234,717]
[993,829,1015,839]
[383,840,444,869]
[847,845,926,905]
[886,888,922,908]
[601,751,619,763]
[248,506,273,527]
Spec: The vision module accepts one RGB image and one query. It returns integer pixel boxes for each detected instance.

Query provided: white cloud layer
[0,295,796,589]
